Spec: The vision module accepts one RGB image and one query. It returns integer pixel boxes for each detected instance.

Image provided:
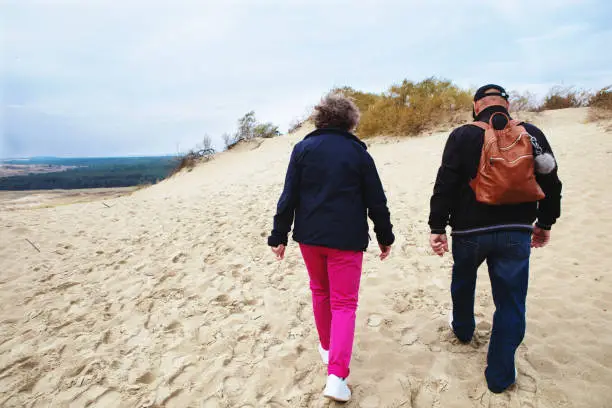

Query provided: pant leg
[485,231,531,393]
[326,248,363,379]
[299,244,332,351]
[451,234,487,342]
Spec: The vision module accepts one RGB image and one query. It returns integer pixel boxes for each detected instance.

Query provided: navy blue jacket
[268,128,394,251]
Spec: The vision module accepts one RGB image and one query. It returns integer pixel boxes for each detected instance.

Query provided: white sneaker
[447,310,479,334]
[323,375,351,402]
[318,344,329,365]
[514,367,518,382]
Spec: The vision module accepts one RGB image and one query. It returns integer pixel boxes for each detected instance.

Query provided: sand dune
[0,187,137,212]
[1,108,611,407]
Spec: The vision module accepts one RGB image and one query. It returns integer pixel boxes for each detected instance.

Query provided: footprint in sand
[135,371,156,385]
[213,294,230,306]
[154,387,182,406]
[367,314,383,327]
[165,320,183,333]
[172,252,187,263]
[400,329,419,346]
[201,396,223,408]
[360,395,381,408]
[514,365,538,408]
[410,378,449,408]
[223,376,244,397]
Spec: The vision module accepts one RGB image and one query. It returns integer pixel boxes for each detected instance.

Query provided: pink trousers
[299,244,363,378]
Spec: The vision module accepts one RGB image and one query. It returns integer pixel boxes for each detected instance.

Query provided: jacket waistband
[451,224,533,236]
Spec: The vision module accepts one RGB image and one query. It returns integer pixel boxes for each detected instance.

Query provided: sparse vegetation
[170,136,216,175]
[509,91,539,112]
[509,86,611,121]
[170,149,214,175]
[253,123,281,139]
[236,111,257,141]
[223,111,280,149]
[221,133,233,150]
[288,119,304,134]
[331,87,381,114]
[320,81,612,137]
[331,78,473,138]
[587,85,612,125]
[288,110,312,134]
[589,86,612,110]
[201,134,214,151]
[540,86,591,111]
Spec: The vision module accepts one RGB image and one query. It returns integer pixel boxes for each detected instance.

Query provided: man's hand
[271,245,286,260]
[430,233,449,257]
[379,244,392,261]
[531,227,550,248]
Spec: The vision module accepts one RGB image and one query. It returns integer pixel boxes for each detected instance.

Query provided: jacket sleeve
[428,127,465,234]
[268,144,302,247]
[362,151,395,246]
[525,124,562,230]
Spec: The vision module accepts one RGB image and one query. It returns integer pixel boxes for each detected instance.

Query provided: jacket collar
[304,128,368,150]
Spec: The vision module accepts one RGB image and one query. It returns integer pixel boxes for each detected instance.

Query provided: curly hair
[312,93,360,131]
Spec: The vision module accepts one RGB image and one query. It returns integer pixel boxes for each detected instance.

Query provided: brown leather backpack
[468,112,545,205]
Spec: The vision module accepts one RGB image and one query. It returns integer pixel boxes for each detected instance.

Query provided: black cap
[474,84,509,102]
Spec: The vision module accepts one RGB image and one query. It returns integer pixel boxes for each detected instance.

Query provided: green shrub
[253,123,280,138]
[224,111,281,149]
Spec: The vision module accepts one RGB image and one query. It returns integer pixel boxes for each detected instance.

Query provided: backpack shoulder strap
[465,121,489,130]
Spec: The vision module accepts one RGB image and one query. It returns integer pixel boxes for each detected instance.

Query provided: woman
[268,93,395,402]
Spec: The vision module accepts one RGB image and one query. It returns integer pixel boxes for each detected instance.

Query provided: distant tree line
[0,157,177,190]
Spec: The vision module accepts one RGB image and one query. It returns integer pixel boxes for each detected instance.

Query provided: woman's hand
[271,245,286,260]
[379,244,392,261]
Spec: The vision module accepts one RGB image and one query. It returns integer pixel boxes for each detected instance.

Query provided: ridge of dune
[1,107,611,408]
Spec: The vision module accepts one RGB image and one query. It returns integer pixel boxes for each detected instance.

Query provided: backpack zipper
[498,133,525,151]
[489,155,533,165]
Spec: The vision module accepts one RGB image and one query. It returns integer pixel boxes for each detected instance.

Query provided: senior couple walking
[267,84,562,402]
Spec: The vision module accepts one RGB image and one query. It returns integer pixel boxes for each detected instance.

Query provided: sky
[1,0,611,158]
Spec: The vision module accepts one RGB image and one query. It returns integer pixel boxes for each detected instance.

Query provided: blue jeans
[451,230,531,393]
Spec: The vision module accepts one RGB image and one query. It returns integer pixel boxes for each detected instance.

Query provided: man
[428,84,562,393]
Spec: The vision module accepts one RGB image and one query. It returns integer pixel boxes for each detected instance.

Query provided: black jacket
[429,106,562,235]
[268,128,394,251]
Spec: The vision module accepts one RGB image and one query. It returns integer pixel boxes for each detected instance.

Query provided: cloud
[1,0,611,157]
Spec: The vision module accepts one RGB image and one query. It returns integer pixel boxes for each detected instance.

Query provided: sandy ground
[1,108,611,407]
[0,187,137,211]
